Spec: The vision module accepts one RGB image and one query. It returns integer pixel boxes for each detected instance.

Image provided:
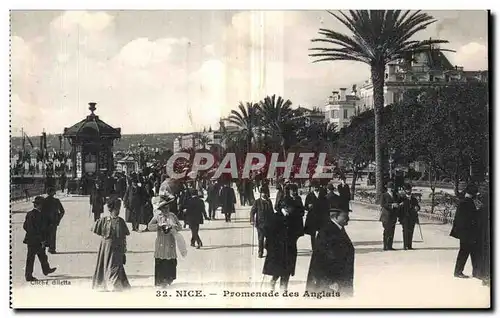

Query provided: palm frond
[311,10,451,66]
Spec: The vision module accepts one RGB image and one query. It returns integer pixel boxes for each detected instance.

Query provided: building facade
[323,87,360,128]
[358,46,487,111]
[173,131,225,153]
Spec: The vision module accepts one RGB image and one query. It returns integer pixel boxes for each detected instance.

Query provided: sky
[11,10,489,136]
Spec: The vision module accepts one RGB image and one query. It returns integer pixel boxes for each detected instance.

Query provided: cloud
[50,11,114,33]
[450,42,488,70]
[10,11,487,137]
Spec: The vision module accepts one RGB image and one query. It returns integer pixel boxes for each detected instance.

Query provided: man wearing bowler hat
[24,196,57,281]
[42,187,65,254]
[450,184,482,279]
[379,182,399,251]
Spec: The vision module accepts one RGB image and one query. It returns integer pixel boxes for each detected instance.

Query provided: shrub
[432,191,459,220]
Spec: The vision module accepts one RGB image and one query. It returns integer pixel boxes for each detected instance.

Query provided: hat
[33,196,45,205]
[465,184,478,195]
[404,183,413,191]
[386,182,394,189]
[327,183,335,191]
[152,194,176,210]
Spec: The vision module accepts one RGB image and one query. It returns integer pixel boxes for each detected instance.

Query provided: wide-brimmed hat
[152,194,176,210]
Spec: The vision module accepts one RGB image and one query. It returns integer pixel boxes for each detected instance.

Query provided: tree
[310,10,450,202]
[298,121,338,155]
[336,110,375,199]
[227,102,259,153]
[193,132,211,150]
[258,95,294,157]
[388,82,489,210]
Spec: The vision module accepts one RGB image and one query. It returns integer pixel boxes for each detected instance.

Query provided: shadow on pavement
[35,274,153,281]
[200,226,249,231]
[232,220,251,224]
[201,243,256,250]
[130,280,308,289]
[297,250,312,257]
[55,251,97,255]
[350,218,378,222]
[11,210,29,214]
[353,240,402,246]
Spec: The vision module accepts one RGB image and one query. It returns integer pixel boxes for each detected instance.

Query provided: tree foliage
[310,9,450,201]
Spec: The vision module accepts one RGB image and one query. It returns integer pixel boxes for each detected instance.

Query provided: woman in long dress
[92,196,131,291]
[148,195,183,287]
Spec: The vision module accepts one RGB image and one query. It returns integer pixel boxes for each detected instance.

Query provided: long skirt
[92,238,130,291]
[155,258,177,286]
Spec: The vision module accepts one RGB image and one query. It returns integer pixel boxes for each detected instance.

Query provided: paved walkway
[10,190,489,308]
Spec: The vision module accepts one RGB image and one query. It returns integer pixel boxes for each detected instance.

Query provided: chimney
[352,84,357,95]
[339,88,346,100]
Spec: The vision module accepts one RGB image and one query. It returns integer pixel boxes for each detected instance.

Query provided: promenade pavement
[10,190,489,308]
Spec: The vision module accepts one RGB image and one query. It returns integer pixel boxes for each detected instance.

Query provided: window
[429,74,434,82]
[343,109,348,119]
[332,110,339,119]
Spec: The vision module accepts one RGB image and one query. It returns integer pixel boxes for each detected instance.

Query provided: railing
[10,177,61,202]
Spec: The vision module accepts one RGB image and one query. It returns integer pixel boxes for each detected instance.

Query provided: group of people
[89,174,254,291]
[379,182,421,251]
[22,187,65,281]
[251,178,354,296]
[22,172,489,296]
[379,181,490,285]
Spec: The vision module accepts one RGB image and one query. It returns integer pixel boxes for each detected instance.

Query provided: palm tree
[227,102,259,153]
[310,10,450,201]
[195,133,211,150]
[258,95,293,158]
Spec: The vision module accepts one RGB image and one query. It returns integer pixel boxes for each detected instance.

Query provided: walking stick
[260,274,265,290]
[417,222,424,241]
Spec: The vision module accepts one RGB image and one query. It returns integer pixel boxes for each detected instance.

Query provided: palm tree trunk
[371,63,386,204]
[247,134,252,154]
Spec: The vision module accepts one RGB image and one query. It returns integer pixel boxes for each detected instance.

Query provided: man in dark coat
[260,180,270,198]
[59,173,67,193]
[123,174,147,231]
[305,208,354,297]
[237,180,246,206]
[251,187,274,258]
[397,184,420,250]
[304,186,329,250]
[90,182,106,222]
[274,184,284,210]
[450,184,482,279]
[219,181,236,222]
[326,183,341,210]
[337,176,351,213]
[138,181,155,232]
[263,184,303,292]
[476,182,490,286]
[116,174,127,199]
[185,189,206,249]
[379,182,399,251]
[24,196,57,281]
[206,180,218,220]
[42,187,65,254]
